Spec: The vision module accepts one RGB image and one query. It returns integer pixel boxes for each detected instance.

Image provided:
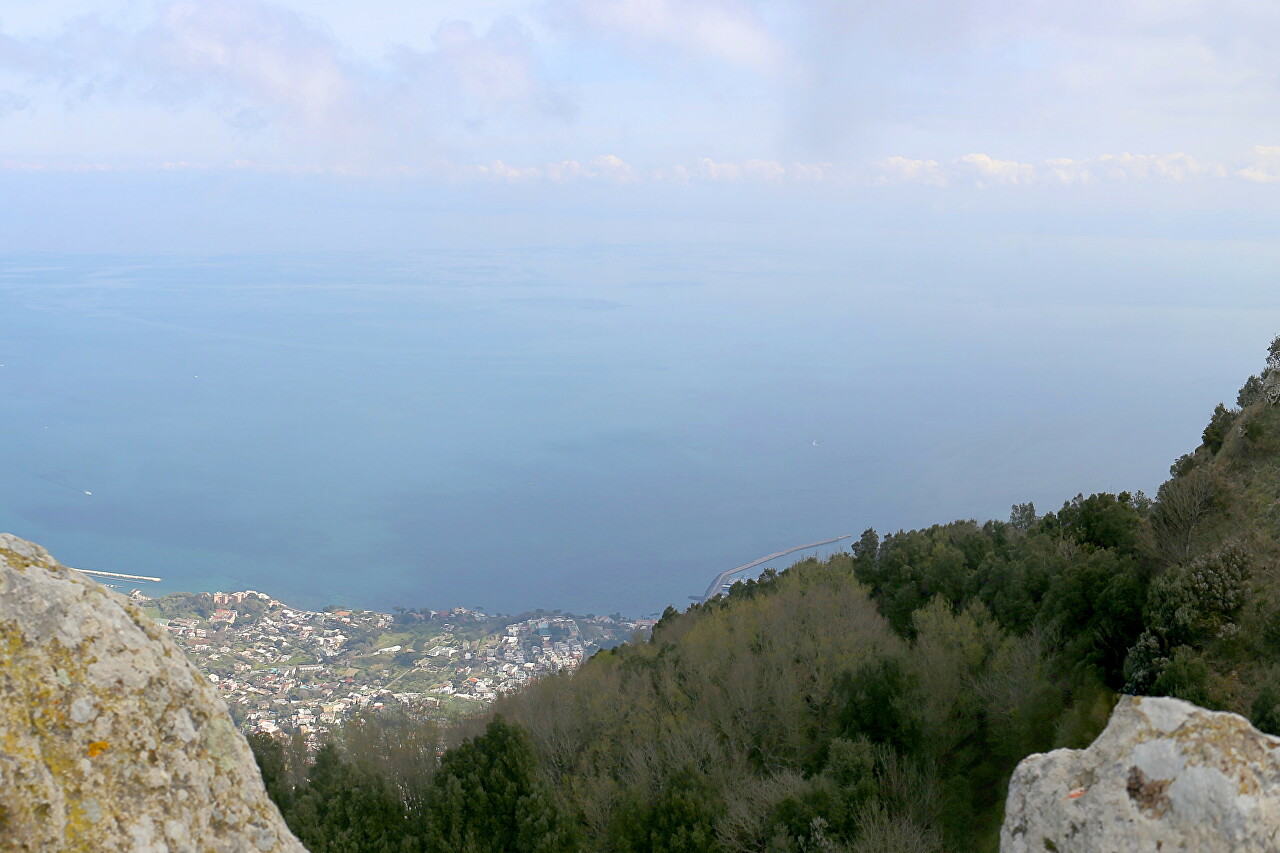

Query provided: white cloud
[147,1,354,131]
[391,16,573,124]
[690,157,842,183]
[1043,158,1096,186]
[559,0,782,72]
[694,157,742,181]
[955,153,1037,186]
[1042,152,1224,184]
[876,156,948,186]
[872,151,1229,187]
[787,160,836,183]
[2,0,1280,178]
[648,163,692,184]
[0,146,1273,193]
[0,1,572,166]
[3,1,1279,176]
[458,153,637,182]
[1091,152,1222,181]
[589,153,636,181]
[1236,145,1280,183]
[478,159,544,181]
[543,159,590,181]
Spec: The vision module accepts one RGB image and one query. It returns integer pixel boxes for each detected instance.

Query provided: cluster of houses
[142,589,640,738]
[431,616,592,698]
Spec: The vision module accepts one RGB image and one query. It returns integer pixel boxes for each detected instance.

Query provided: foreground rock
[1002,695,1280,852]
[0,533,304,852]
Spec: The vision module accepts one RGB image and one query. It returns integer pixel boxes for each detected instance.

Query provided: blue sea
[0,240,1276,614]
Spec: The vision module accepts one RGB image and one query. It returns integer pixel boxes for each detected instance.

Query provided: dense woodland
[251,338,1280,852]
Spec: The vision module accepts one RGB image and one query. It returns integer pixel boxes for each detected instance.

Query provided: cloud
[1042,152,1224,184]
[555,0,782,72]
[777,0,1280,161]
[692,157,840,183]
[1237,145,1280,183]
[454,153,637,183]
[956,153,1037,187]
[0,1,572,165]
[445,153,837,184]
[3,1,1279,177]
[390,17,575,127]
[476,159,545,181]
[876,156,948,186]
[2,148,1261,189]
[874,151,1228,187]
[589,153,636,181]
[143,1,355,131]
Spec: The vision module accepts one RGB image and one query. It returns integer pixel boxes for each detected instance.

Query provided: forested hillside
[251,338,1280,852]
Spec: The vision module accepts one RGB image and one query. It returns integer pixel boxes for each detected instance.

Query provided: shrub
[1201,403,1238,454]
[1151,468,1217,559]
[834,658,918,752]
[1238,375,1264,408]
[1145,546,1251,648]
[1056,493,1147,555]
[1121,630,1168,695]
[1150,646,1213,707]
[1251,669,1280,736]
[1168,453,1196,478]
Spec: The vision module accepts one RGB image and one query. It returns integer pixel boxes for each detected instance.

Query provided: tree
[1041,548,1147,685]
[1151,468,1216,559]
[652,606,681,640]
[852,528,880,564]
[339,708,441,816]
[1201,403,1237,454]
[247,732,293,813]
[834,656,918,751]
[1149,646,1214,707]
[1239,375,1265,408]
[1009,502,1037,531]
[1056,493,1147,556]
[420,716,576,853]
[286,743,410,853]
[646,766,723,853]
[1124,545,1251,695]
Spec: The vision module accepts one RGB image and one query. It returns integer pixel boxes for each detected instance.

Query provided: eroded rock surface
[1002,695,1280,852]
[0,533,305,852]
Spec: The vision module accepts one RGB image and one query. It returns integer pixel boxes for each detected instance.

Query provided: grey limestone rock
[0,533,305,852]
[1263,369,1280,405]
[1001,695,1280,852]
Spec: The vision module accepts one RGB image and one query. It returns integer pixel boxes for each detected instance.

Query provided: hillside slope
[255,337,1280,853]
[487,337,1280,852]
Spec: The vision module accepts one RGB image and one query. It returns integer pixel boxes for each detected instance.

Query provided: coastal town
[135,588,651,736]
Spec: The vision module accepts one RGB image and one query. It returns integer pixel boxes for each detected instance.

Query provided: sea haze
[0,241,1275,615]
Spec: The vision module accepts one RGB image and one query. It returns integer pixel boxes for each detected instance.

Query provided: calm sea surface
[0,242,1275,613]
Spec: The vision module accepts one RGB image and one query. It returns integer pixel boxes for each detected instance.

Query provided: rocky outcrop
[1263,369,1280,405]
[1001,695,1280,852]
[0,533,304,852]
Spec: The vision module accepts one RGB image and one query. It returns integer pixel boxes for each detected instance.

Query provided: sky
[0,0,1277,252]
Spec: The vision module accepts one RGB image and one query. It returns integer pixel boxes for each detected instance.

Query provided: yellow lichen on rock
[0,532,304,852]
[1002,695,1280,852]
